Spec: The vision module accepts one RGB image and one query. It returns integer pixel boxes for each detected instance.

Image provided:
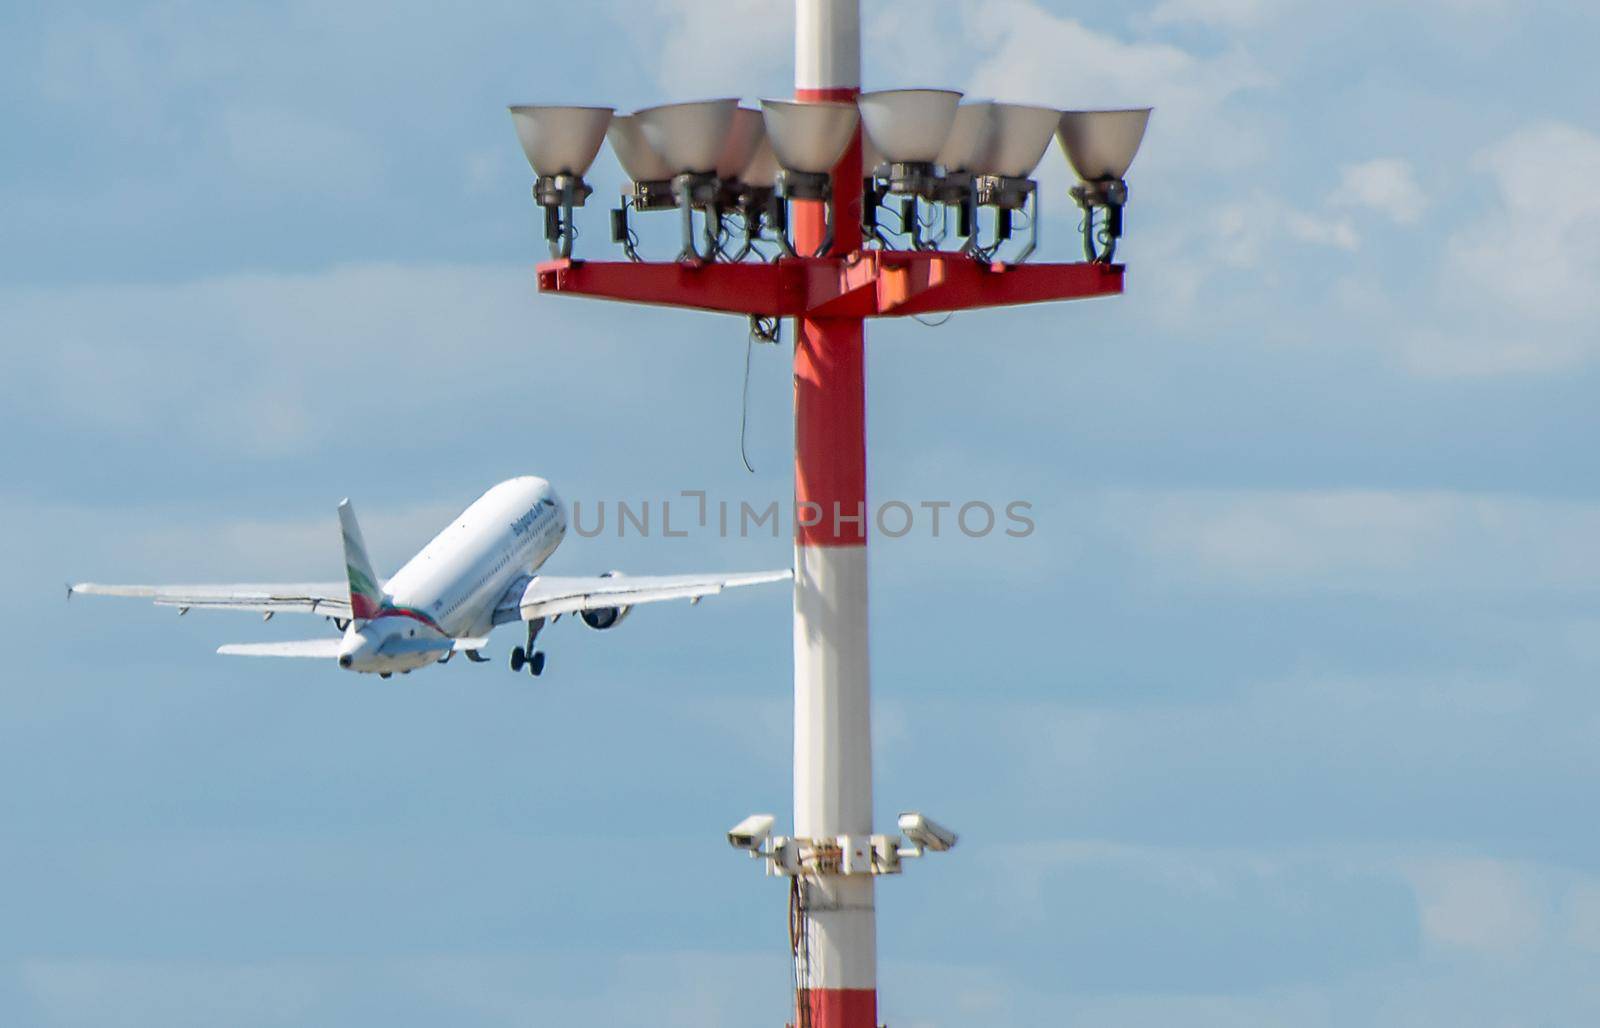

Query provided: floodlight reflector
[861,132,883,176]
[607,114,674,183]
[936,102,996,174]
[508,105,615,177]
[1057,108,1153,181]
[760,99,860,175]
[741,136,781,189]
[857,88,962,164]
[635,98,739,176]
[978,103,1061,179]
[716,108,766,181]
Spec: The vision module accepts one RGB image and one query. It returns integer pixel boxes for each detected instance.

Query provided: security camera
[897,811,958,853]
[727,813,776,852]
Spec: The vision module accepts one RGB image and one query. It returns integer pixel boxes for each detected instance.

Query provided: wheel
[529,650,546,676]
[510,646,526,672]
[380,672,392,680]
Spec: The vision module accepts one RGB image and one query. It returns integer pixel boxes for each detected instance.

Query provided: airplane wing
[68,582,354,619]
[493,569,792,624]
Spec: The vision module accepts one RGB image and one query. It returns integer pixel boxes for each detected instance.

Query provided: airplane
[69,476,790,678]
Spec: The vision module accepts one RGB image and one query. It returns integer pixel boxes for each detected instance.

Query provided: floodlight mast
[791,4,874,1027]
[527,3,1133,1027]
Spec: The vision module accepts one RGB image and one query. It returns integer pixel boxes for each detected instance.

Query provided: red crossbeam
[535,251,1123,318]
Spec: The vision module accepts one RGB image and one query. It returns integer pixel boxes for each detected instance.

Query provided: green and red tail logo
[337,499,384,622]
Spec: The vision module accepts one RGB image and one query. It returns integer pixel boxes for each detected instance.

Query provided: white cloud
[3,495,458,583]
[961,1,1267,181]
[624,0,792,98]
[0,262,656,459]
[1284,210,1360,250]
[1099,488,1600,594]
[1146,0,1282,29]
[220,104,381,192]
[1408,122,1600,375]
[1407,858,1545,956]
[1567,881,1600,951]
[1329,158,1427,226]
[20,951,789,1028]
[1450,123,1600,325]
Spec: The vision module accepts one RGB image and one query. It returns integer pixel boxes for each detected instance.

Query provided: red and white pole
[791,2,874,1027]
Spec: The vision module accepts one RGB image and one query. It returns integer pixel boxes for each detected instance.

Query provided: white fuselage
[337,476,566,674]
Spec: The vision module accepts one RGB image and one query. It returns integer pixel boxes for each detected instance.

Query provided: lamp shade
[508,105,615,177]
[1056,108,1152,180]
[635,98,739,176]
[607,114,675,182]
[760,99,860,175]
[977,102,1061,178]
[715,107,766,181]
[936,102,996,173]
[857,88,962,164]
[861,131,882,175]
[740,136,781,189]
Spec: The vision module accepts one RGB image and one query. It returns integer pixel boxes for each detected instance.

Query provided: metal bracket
[742,834,907,878]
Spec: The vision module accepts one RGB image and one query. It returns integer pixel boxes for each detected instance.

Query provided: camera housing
[727,813,776,853]
[897,811,959,853]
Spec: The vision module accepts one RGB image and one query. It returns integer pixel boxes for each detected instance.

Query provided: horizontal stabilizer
[217,638,343,658]
[69,581,354,619]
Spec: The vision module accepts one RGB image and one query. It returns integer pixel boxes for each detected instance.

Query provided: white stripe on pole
[793,544,873,839]
[796,0,861,92]
[798,877,879,990]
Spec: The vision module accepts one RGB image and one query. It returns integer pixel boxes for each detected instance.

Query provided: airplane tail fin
[338,499,384,621]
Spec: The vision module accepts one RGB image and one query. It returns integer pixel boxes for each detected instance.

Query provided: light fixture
[632,98,740,261]
[760,99,859,199]
[716,109,776,262]
[760,99,859,258]
[608,114,676,210]
[741,135,781,193]
[508,104,615,258]
[716,107,767,186]
[1057,108,1152,263]
[636,98,740,177]
[966,102,1060,262]
[934,101,996,197]
[975,103,1059,184]
[858,88,961,197]
[926,101,995,251]
[860,132,883,181]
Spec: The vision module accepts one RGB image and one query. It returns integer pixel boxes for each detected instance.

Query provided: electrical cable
[739,332,757,473]
[790,875,811,1028]
[739,316,781,473]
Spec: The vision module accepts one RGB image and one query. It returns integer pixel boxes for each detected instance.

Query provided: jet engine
[581,570,632,630]
[580,605,632,630]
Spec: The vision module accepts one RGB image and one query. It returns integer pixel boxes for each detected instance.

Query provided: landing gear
[380,672,392,680]
[510,617,548,676]
[509,646,547,676]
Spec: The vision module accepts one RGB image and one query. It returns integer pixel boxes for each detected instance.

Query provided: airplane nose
[338,655,353,669]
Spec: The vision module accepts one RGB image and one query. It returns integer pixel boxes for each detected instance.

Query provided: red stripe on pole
[794,83,866,549]
[794,315,866,547]
[797,987,878,1028]
[794,87,859,103]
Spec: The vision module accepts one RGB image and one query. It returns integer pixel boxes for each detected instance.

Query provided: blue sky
[3,0,1600,1024]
